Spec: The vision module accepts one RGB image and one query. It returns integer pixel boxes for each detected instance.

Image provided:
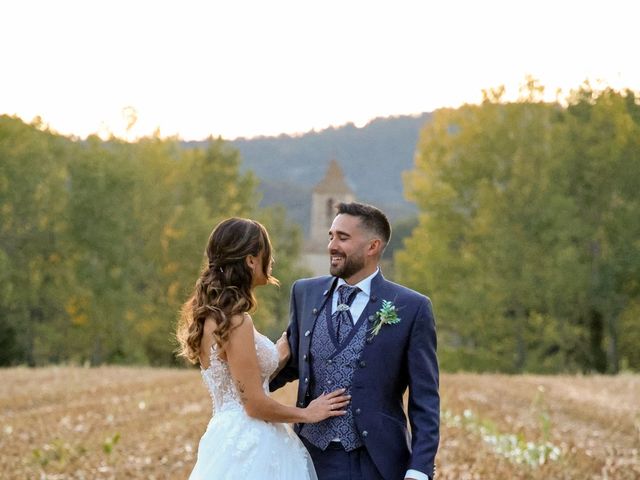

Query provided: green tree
[0,117,306,366]
[554,87,640,372]
[0,116,74,365]
[396,83,640,373]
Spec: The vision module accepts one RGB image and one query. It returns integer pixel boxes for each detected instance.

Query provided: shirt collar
[336,268,379,297]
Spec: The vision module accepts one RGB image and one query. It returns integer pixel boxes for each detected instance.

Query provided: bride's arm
[226,313,350,424]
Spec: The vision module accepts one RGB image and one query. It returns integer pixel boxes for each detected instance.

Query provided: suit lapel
[302,276,338,339]
[360,271,391,350]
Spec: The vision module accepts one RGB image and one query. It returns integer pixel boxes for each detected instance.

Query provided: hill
[186,113,432,231]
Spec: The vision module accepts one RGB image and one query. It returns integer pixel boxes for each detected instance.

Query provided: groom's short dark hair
[336,202,392,246]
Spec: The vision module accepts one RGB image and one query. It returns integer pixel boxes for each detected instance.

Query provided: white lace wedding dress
[189,329,317,480]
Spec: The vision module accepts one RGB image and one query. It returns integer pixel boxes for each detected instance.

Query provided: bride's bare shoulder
[204,312,251,335]
[226,313,256,341]
[229,312,253,328]
[201,313,253,364]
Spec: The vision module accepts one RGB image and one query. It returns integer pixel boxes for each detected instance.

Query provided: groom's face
[328,214,369,279]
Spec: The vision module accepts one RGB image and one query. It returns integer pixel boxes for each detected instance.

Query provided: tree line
[2,81,639,373]
[0,116,308,366]
[397,82,640,373]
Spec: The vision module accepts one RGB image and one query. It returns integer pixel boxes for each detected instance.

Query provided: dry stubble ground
[1,367,638,479]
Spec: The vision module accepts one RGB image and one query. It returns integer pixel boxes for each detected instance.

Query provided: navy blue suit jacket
[270,272,439,479]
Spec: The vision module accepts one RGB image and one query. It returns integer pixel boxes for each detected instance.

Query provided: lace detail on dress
[190,324,317,480]
[200,329,278,414]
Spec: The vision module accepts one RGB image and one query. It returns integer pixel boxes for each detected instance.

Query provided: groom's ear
[367,238,383,257]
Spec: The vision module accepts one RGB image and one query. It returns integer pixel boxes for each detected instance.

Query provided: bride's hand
[303,389,351,423]
[275,331,290,368]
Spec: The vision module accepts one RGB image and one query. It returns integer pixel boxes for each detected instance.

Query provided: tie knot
[337,284,360,306]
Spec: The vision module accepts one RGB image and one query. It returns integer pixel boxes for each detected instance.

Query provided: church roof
[313,159,354,194]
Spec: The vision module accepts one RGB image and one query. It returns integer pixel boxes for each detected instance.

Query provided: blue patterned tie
[333,284,360,343]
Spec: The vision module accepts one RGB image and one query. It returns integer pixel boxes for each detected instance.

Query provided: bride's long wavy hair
[176,218,278,365]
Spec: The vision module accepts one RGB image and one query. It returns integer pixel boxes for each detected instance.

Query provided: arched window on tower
[326,198,334,223]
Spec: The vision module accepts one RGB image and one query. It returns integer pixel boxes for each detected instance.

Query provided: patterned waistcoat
[299,299,368,451]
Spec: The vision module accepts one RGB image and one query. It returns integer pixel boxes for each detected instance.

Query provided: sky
[1,0,638,141]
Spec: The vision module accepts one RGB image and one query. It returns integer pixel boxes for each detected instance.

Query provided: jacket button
[303,354,307,361]
[359,360,366,368]
[327,359,333,365]
[304,330,311,337]
[298,401,304,407]
[312,308,318,314]
[304,377,309,383]
[362,430,368,437]
[355,408,361,415]
[368,315,375,322]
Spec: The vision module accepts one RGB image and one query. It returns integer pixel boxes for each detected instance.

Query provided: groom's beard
[329,250,365,280]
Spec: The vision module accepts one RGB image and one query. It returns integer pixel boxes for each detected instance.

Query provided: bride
[176,217,349,480]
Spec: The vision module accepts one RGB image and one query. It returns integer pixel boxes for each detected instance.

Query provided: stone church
[302,159,355,277]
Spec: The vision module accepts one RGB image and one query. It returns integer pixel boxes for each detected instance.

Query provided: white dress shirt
[331,269,430,480]
[331,269,378,323]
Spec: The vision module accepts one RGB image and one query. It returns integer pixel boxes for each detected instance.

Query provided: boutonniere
[370,300,401,336]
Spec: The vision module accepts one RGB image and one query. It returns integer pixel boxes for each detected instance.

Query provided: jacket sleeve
[406,296,440,477]
[269,280,301,392]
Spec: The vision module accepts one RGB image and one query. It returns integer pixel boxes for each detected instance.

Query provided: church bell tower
[304,160,355,275]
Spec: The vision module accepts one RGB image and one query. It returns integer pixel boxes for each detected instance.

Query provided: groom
[271,202,439,480]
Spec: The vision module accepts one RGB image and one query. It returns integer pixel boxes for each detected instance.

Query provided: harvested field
[1,367,638,479]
